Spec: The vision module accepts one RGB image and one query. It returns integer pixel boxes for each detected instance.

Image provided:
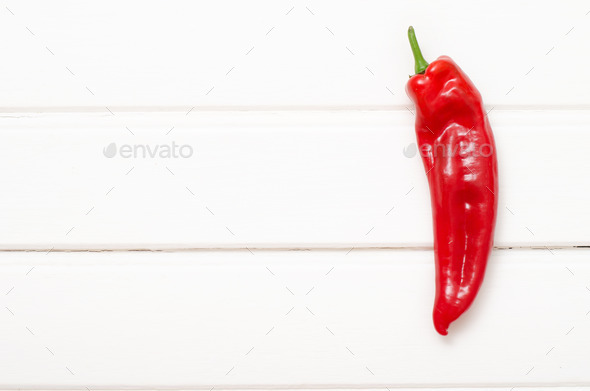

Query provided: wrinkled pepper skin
[406,32,498,335]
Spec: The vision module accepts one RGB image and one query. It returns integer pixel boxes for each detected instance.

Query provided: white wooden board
[1,249,589,388]
[1,0,590,388]
[0,1,589,108]
[0,110,588,249]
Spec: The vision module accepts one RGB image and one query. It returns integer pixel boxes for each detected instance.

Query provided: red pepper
[405,27,498,335]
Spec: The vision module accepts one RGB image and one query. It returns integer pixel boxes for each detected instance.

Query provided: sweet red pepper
[405,26,498,335]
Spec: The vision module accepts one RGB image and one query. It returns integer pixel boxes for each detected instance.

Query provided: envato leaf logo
[103,142,193,159]
[403,143,417,158]
[103,143,117,158]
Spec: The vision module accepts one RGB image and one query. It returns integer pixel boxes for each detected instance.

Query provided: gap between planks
[2,105,590,114]
[1,385,589,390]
[0,245,588,253]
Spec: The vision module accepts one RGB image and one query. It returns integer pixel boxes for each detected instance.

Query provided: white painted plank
[0,389,588,391]
[0,390,586,391]
[1,390,589,391]
[0,110,588,249]
[0,249,589,387]
[0,1,588,108]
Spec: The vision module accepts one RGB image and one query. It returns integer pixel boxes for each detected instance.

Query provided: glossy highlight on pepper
[405,26,498,335]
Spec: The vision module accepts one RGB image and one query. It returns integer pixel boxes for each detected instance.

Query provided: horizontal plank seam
[2,105,590,114]
[1,385,589,390]
[0,245,588,253]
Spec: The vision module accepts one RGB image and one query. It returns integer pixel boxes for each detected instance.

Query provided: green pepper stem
[408,26,429,75]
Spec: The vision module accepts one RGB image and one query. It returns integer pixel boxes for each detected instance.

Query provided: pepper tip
[434,321,449,336]
[433,307,451,336]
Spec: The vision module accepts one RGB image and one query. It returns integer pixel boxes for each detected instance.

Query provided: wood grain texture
[0,110,588,249]
[1,249,589,388]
